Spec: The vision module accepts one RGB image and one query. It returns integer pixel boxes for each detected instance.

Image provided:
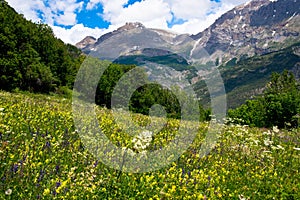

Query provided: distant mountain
[191,0,299,63]
[75,36,96,51]
[76,22,191,57]
[76,0,300,108]
[77,0,299,62]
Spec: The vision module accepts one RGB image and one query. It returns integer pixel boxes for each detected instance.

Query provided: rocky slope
[191,0,300,63]
[75,36,96,52]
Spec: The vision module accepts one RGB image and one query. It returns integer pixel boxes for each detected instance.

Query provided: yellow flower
[43,188,50,196]
[170,185,176,193]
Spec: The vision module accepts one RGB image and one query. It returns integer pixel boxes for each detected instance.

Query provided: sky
[6,0,250,45]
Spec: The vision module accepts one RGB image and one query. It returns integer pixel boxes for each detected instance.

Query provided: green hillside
[1,91,299,199]
[222,42,300,108]
[0,0,84,93]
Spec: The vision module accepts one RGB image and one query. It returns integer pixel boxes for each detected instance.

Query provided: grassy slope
[0,91,299,199]
[221,42,300,108]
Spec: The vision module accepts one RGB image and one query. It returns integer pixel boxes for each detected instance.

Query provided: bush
[228,70,300,128]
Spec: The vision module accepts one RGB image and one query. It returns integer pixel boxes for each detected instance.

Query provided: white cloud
[171,17,216,34]
[167,0,249,34]
[51,23,108,45]
[54,11,78,26]
[166,0,212,19]
[108,0,172,29]
[48,0,84,26]
[7,0,83,26]
[6,0,250,44]
[6,0,46,22]
[97,0,249,34]
[86,0,104,10]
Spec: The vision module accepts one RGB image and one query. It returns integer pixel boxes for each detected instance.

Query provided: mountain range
[76,0,300,108]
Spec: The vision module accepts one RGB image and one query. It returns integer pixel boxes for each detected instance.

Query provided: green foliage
[96,63,137,107]
[77,58,209,121]
[0,1,83,93]
[229,70,300,128]
[217,43,300,108]
[130,84,182,119]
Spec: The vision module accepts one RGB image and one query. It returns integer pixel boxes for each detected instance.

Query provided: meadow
[0,91,299,199]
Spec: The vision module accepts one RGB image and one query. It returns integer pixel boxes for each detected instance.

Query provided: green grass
[0,91,299,199]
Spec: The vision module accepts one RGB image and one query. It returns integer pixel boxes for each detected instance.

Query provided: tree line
[228,70,300,128]
[0,0,84,93]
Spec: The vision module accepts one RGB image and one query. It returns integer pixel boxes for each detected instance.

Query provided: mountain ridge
[76,0,299,63]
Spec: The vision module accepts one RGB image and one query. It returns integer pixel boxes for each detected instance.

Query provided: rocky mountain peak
[117,22,145,31]
[75,36,96,49]
[191,0,299,62]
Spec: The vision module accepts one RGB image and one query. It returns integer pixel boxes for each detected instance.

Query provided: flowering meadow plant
[0,91,299,199]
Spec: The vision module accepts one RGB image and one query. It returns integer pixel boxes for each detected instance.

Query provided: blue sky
[6,0,249,44]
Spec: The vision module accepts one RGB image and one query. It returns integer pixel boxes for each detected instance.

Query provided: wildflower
[44,141,51,148]
[272,126,279,133]
[294,147,300,151]
[170,185,176,193]
[263,139,273,146]
[93,160,99,167]
[56,182,61,188]
[5,189,12,195]
[43,188,50,196]
[0,108,4,112]
[132,131,153,151]
[55,165,60,173]
[11,164,19,173]
[272,145,284,150]
[239,194,249,200]
[263,130,272,136]
[125,148,135,157]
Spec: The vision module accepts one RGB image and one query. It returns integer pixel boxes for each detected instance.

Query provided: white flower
[0,108,4,112]
[251,139,260,145]
[121,147,135,157]
[276,145,284,150]
[132,131,153,151]
[262,150,272,153]
[5,189,12,195]
[272,145,285,150]
[264,139,273,146]
[263,130,272,136]
[238,194,249,200]
[272,126,279,133]
[293,147,300,151]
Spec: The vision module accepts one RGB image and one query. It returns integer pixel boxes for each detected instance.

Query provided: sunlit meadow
[0,91,299,199]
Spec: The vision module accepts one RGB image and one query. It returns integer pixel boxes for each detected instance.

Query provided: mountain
[75,36,96,51]
[76,22,191,57]
[76,0,300,108]
[77,0,299,62]
[191,0,299,63]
